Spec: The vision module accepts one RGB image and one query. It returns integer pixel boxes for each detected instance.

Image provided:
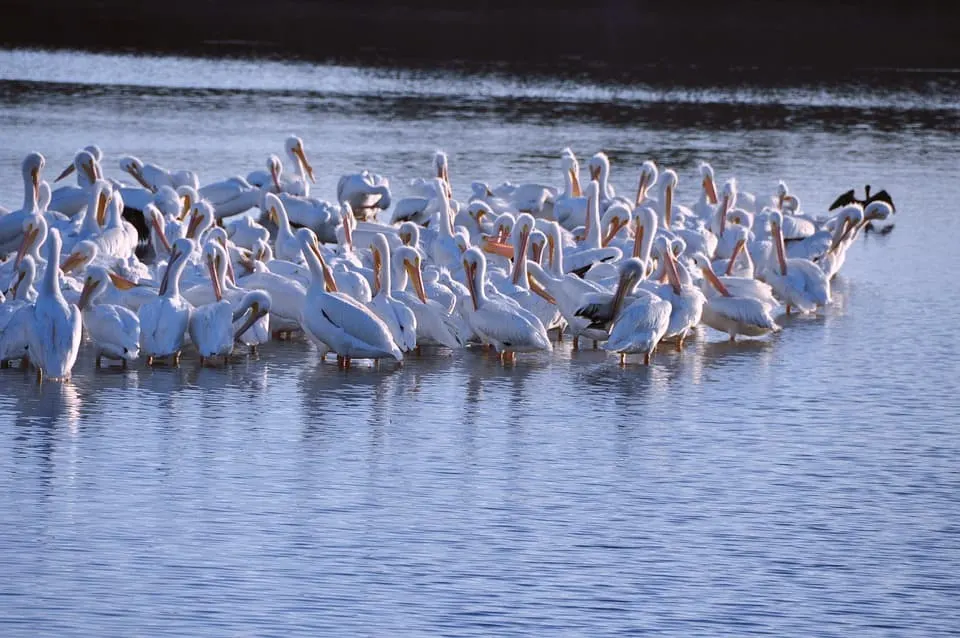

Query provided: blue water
[1,48,959,636]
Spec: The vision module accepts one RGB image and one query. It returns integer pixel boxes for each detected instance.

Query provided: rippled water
[1,49,959,636]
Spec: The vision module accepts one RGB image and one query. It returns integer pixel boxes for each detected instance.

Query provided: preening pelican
[28,229,82,382]
[1,153,45,255]
[338,171,392,218]
[248,136,316,196]
[77,266,141,367]
[298,231,402,367]
[764,211,831,314]
[391,245,464,349]
[691,254,780,341]
[603,259,672,365]
[460,247,552,361]
[368,234,417,352]
[138,238,195,365]
[0,256,38,368]
[120,155,198,192]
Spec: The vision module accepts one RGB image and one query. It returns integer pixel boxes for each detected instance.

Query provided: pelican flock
[0,144,892,381]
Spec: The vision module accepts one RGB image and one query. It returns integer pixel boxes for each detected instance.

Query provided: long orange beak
[109,271,138,291]
[726,239,745,276]
[271,162,282,192]
[60,251,87,274]
[405,259,427,303]
[632,223,645,259]
[55,163,75,182]
[207,255,223,302]
[10,269,26,298]
[32,168,40,203]
[570,168,582,198]
[294,145,315,183]
[310,241,338,292]
[78,277,96,311]
[635,171,649,206]
[128,165,152,191]
[528,273,556,304]
[96,191,110,227]
[464,260,479,311]
[703,175,718,205]
[178,193,193,221]
[81,161,96,186]
[664,184,673,229]
[186,211,202,239]
[512,228,530,285]
[372,248,382,296]
[482,236,514,259]
[15,226,38,268]
[718,194,729,237]
[151,213,172,254]
[702,263,731,297]
[773,222,788,275]
[602,217,629,248]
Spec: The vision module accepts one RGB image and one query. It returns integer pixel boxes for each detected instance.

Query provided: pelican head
[462,246,487,311]
[493,212,515,243]
[176,185,199,220]
[467,201,494,226]
[699,161,718,204]
[23,152,45,204]
[609,257,648,316]
[728,208,754,230]
[286,135,315,183]
[10,255,37,300]
[267,154,283,191]
[394,245,428,303]
[635,160,659,206]
[56,149,95,184]
[781,194,800,214]
[15,214,46,268]
[454,233,470,255]
[529,230,547,264]
[186,201,215,239]
[588,152,610,183]
[203,240,228,302]
[601,203,632,247]
[691,252,732,296]
[561,153,582,197]
[398,221,420,248]
[77,265,112,311]
[159,237,196,296]
[119,155,152,191]
[863,200,893,223]
[233,290,272,342]
[61,240,98,275]
[298,227,337,293]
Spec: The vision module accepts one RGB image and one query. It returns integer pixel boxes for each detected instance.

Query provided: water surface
[1,49,959,636]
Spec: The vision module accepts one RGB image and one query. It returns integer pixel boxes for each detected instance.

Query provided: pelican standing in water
[138,238,195,365]
[1,153,45,256]
[603,259,672,365]
[77,266,141,368]
[368,234,417,352]
[28,229,82,382]
[298,231,402,368]
[765,211,831,314]
[460,247,552,363]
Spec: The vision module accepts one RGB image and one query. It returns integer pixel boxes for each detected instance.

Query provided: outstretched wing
[867,189,895,212]
[828,189,856,211]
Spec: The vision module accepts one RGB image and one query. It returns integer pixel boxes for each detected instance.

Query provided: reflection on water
[1,48,960,636]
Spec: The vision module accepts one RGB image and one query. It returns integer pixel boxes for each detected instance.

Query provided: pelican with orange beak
[297,230,402,368]
[391,245,465,350]
[77,266,141,367]
[1,153,46,256]
[459,247,552,363]
[138,238,195,365]
[367,233,418,352]
[763,211,830,315]
[691,253,779,342]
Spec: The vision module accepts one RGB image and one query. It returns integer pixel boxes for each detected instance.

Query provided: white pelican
[92,188,139,263]
[632,160,659,208]
[0,256,38,368]
[236,261,306,337]
[690,162,719,222]
[564,181,622,275]
[691,254,780,341]
[587,152,618,206]
[764,211,831,314]
[655,238,706,349]
[368,234,417,352]
[248,136,315,196]
[28,229,82,382]
[429,179,464,272]
[553,152,587,230]
[391,245,464,349]
[602,259,672,365]
[119,155,198,192]
[1,153,45,255]
[225,214,270,250]
[138,238,195,365]
[338,171,392,218]
[77,266,141,367]
[49,149,98,216]
[189,285,271,365]
[494,213,560,331]
[271,192,341,242]
[298,231,402,368]
[460,247,552,362]
[198,175,261,218]
[1,214,47,286]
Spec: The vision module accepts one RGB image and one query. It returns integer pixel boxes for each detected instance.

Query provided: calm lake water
[1,49,959,636]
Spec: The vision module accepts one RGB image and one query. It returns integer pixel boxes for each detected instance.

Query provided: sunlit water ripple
[0,48,958,636]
